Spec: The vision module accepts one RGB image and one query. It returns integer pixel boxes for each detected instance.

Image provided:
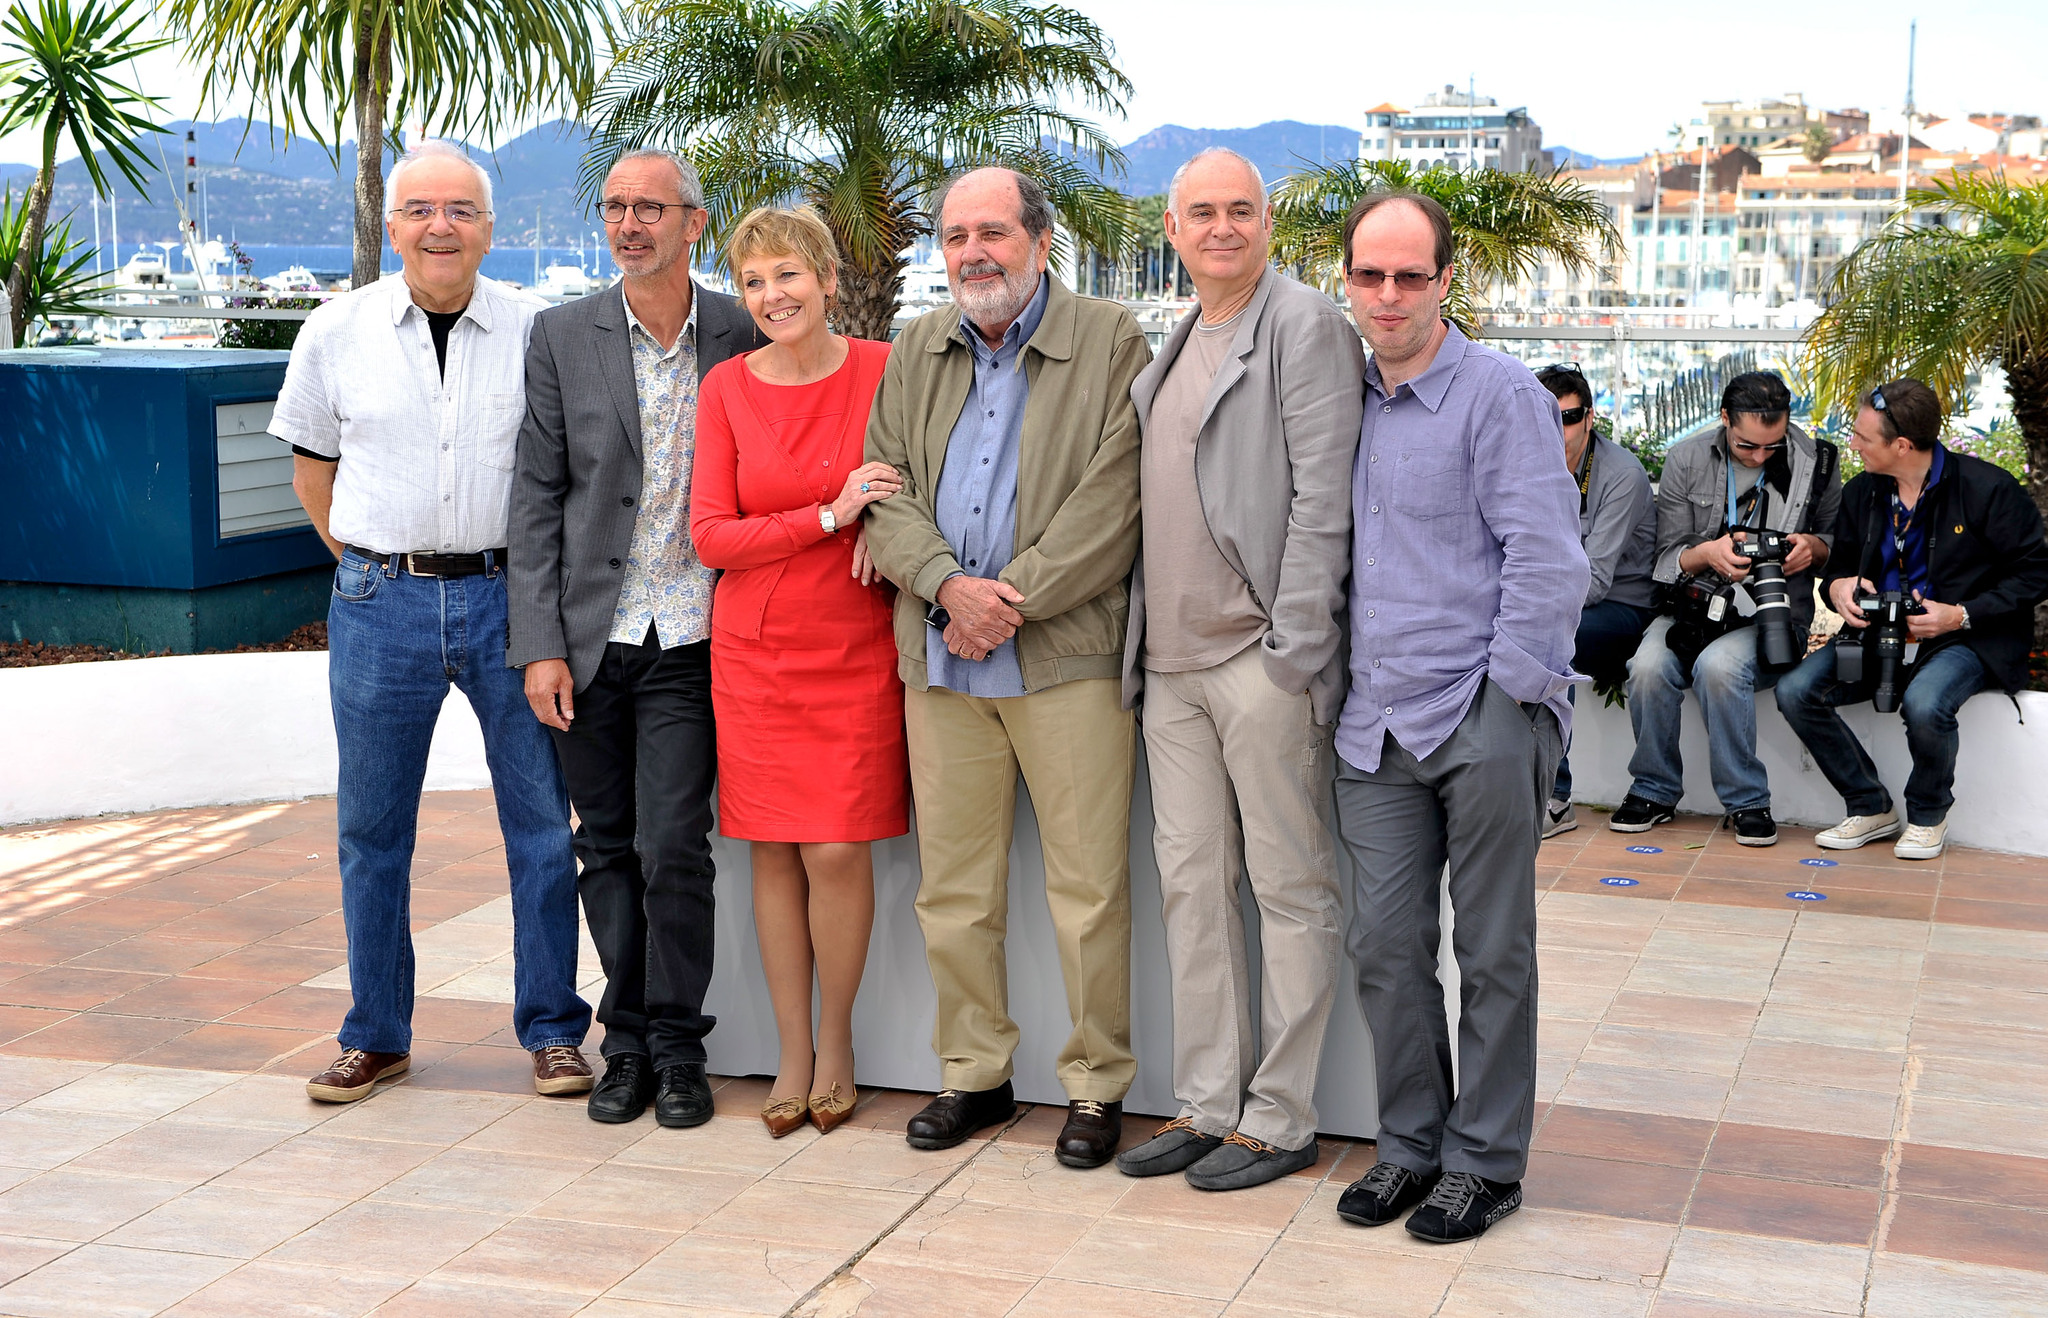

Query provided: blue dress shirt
[925,273,1051,697]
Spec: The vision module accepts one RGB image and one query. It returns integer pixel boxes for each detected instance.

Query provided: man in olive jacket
[863,167,1150,1170]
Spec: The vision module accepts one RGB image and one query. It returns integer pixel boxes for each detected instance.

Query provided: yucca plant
[0,185,97,341]
[161,0,613,290]
[585,0,1139,340]
[1804,173,2048,645]
[0,0,167,346]
[1270,158,1622,335]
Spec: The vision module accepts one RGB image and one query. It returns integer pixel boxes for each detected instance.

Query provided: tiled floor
[2,794,2047,1316]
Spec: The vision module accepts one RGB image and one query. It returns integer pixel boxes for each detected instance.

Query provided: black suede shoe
[1608,794,1676,832]
[587,1053,653,1124]
[905,1081,1015,1150]
[1404,1170,1522,1243]
[1116,1117,1226,1178]
[653,1062,714,1129]
[1337,1159,1436,1226]
[1727,807,1778,847]
[1054,1099,1122,1169]
[1184,1132,1318,1191]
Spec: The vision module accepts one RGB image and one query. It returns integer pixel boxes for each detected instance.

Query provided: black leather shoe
[905,1081,1015,1150]
[1054,1099,1122,1169]
[587,1053,654,1124]
[654,1062,715,1129]
[1337,1159,1437,1227]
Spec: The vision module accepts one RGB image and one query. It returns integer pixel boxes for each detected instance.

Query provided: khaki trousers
[904,677,1136,1100]
[1143,641,1342,1148]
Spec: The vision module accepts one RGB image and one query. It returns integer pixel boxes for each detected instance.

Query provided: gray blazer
[1120,269,1366,723]
[507,281,763,689]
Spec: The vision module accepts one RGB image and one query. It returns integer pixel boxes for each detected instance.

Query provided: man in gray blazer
[509,148,763,1128]
[1114,149,1365,1191]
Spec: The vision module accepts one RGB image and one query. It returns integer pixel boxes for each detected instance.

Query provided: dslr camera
[1835,590,1920,713]
[1731,527,1800,669]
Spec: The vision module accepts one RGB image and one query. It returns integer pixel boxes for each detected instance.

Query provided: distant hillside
[1,119,598,246]
[1112,120,1358,195]
[1549,146,1644,170]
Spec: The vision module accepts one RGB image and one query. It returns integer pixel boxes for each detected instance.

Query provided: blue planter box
[0,347,329,589]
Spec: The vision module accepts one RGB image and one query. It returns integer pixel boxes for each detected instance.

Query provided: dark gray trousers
[1333,680,1559,1183]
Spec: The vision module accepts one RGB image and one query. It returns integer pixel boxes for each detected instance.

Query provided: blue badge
[1786,890,1828,901]
[1625,845,1662,855]
[1799,858,1838,867]
[1600,877,1639,887]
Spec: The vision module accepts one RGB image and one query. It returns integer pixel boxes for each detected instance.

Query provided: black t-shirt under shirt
[291,303,468,464]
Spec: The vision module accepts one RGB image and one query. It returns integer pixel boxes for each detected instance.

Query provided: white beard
[951,260,1039,329]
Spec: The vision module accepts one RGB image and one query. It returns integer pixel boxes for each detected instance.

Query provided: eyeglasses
[390,203,488,225]
[600,200,696,224]
[1730,439,1787,454]
[1558,404,1589,426]
[1344,266,1443,291]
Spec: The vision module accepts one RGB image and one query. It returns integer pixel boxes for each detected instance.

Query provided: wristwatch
[818,505,838,535]
[1958,605,1971,631]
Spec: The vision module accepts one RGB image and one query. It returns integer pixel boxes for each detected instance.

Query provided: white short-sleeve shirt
[269,272,548,554]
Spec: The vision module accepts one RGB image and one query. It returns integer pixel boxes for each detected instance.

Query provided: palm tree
[0,0,167,347]
[1801,124,1834,166]
[584,0,1139,340]
[1,185,98,342]
[1270,159,1622,334]
[161,0,613,289]
[1802,173,2048,643]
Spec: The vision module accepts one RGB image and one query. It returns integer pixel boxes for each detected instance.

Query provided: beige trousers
[1142,641,1342,1147]
[904,677,1136,1101]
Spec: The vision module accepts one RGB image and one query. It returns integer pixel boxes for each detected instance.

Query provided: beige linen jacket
[862,278,1151,693]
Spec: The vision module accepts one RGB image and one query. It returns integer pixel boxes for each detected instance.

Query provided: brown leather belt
[348,546,507,577]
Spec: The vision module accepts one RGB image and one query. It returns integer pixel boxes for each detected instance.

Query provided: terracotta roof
[1361,102,1407,115]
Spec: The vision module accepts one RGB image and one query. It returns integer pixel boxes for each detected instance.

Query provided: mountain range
[1,117,1363,246]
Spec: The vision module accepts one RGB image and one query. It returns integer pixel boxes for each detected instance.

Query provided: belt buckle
[401,552,434,577]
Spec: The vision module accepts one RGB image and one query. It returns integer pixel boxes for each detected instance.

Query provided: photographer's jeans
[1554,599,1659,801]
[327,551,591,1056]
[1624,617,1783,813]
[1775,639,1988,827]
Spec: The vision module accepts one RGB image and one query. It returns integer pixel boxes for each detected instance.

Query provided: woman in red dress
[689,206,907,1137]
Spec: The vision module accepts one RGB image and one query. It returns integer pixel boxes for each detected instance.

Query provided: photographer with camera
[1612,371,1839,845]
[1775,379,2048,860]
[1534,364,1659,838]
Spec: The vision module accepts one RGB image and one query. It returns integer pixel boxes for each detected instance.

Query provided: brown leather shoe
[808,1081,857,1136]
[762,1094,809,1139]
[1055,1099,1123,1169]
[533,1045,595,1096]
[306,1049,409,1103]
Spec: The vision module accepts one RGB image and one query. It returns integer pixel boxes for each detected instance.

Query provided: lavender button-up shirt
[1335,322,1590,772]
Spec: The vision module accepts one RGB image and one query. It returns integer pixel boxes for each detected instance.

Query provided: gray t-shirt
[1141,311,1269,672]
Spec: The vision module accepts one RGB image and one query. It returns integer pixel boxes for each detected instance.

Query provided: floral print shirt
[608,292,715,647]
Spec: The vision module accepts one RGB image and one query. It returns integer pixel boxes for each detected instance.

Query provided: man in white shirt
[275,140,594,1105]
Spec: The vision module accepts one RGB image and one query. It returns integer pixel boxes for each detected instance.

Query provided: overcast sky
[5,0,2045,168]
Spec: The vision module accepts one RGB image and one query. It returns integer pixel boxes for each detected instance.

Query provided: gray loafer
[1185,1133,1319,1191]
[1114,1117,1225,1177]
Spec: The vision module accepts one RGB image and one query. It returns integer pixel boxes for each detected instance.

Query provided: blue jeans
[327,550,590,1055]
[1553,599,1657,801]
[1624,616,1782,813]
[1774,639,1987,826]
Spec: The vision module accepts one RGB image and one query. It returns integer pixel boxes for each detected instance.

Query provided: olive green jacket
[862,278,1151,692]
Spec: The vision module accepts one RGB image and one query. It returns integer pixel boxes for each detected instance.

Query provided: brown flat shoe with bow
[762,1093,810,1138]
[808,1081,857,1135]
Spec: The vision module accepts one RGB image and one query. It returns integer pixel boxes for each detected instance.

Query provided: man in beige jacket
[864,166,1149,1169]
[1115,149,1364,1191]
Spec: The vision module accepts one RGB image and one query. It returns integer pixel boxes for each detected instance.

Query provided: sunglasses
[1345,266,1443,291]
[1730,439,1787,454]
[1558,404,1589,426]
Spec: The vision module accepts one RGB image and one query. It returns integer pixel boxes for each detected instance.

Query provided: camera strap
[1725,460,1766,530]
[1575,436,1596,516]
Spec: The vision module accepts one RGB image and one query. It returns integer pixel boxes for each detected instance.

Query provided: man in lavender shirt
[1326,193,1589,1244]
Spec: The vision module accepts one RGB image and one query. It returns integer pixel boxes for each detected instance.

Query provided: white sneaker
[1542,799,1577,839]
[1815,811,1902,850]
[1895,821,1948,860]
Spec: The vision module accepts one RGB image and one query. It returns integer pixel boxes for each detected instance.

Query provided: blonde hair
[728,206,840,283]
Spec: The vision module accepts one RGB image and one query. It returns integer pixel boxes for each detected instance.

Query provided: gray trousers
[1332,680,1559,1183]
[1142,642,1343,1149]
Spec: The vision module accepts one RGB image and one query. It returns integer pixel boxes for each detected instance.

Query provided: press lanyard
[1574,436,1596,516]
[1889,446,1944,585]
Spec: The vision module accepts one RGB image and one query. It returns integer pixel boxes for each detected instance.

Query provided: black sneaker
[1608,794,1676,833]
[1727,807,1778,847]
[1336,1159,1436,1227]
[1404,1170,1522,1243]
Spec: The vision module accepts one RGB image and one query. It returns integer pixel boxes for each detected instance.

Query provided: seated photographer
[1535,364,1658,838]
[1776,378,2048,860]
[1613,371,1839,845]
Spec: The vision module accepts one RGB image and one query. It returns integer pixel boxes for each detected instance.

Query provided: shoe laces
[538,1045,582,1070]
[1154,1115,1200,1138]
[1421,1170,1485,1215]
[328,1048,370,1079]
[1358,1159,1411,1196]
[1222,1130,1279,1155]
[1072,1099,1108,1118]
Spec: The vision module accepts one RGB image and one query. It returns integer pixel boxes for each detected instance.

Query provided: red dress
[689,336,908,842]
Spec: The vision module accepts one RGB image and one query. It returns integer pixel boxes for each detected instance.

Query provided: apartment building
[1702,94,1821,149]
[1358,85,1548,173]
